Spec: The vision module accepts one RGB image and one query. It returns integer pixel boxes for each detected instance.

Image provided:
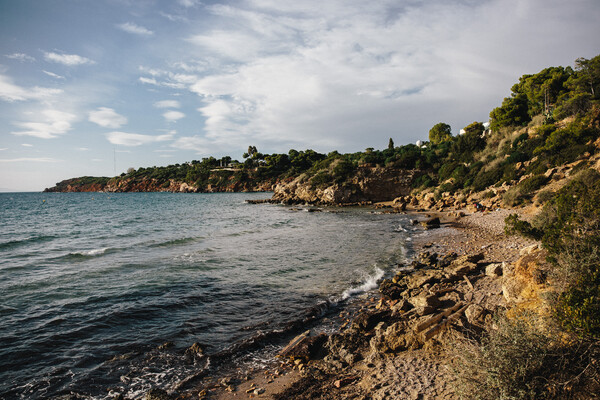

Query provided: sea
[0,192,415,399]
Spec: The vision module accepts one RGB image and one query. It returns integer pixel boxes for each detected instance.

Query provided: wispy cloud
[44,51,94,66]
[42,70,65,79]
[178,0,199,8]
[5,53,36,62]
[154,100,181,108]
[0,73,63,102]
[11,109,77,139]
[89,107,127,129]
[176,0,600,152]
[163,110,185,122]
[105,131,175,146]
[139,66,197,90]
[171,135,213,154]
[21,143,33,147]
[117,22,154,36]
[0,157,61,163]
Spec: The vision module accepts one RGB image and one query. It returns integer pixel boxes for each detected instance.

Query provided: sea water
[0,192,413,399]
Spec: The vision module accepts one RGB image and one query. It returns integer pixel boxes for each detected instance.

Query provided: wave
[53,247,114,261]
[148,237,203,248]
[0,235,56,250]
[339,267,385,301]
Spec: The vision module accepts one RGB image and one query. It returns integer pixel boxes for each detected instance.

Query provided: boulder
[464,304,486,325]
[416,251,438,268]
[351,310,390,332]
[404,270,442,289]
[370,321,411,353]
[485,263,503,277]
[446,262,478,278]
[391,299,412,314]
[420,217,440,229]
[185,342,206,357]
[379,279,404,300]
[409,293,441,310]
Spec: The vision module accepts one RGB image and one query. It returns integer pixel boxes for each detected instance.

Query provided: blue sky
[0,0,599,191]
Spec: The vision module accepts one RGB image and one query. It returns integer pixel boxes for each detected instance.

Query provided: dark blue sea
[0,192,413,399]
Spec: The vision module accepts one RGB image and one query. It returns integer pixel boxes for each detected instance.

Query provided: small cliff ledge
[271,166,420,205]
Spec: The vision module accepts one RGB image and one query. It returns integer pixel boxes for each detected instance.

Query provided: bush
[534,190,555,206]
[309,171,332,188]
[472,167,503,192]
[508,169,600,338]
[517,174,548,194]
[413,173,435,189]
[450,311,600,399]
[504,213,542,239]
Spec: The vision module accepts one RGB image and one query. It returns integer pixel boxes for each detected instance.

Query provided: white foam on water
[81,248,109,256]
[340,267,385,301]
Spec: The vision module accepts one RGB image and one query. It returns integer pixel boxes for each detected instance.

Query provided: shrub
[472,167,503,192]
[517,174,548,195]
[504,213,542,239]
[534,190,555,206]
[508,169,600,338]
[309,171,332,188]
[413,173,435,189]
[502,187,523,207]
[449,311,600,399]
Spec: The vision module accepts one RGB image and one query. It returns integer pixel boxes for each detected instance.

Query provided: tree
[388,138,394,150]
[244,146,258,159]
[490,93,530,130]
[463,121,485,136]
[428,123,452,144]
[571,55,600,98]
[451,122,486,161]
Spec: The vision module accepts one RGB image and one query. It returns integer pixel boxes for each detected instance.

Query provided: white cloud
[117,22,154,36]
[5,53,35,62]
[163,110,185,122]
[171,136,212,154]
[179,0,600,152]
[42,70,65,79]
[105,131,175,146]
[0,148,7,151]
[78,147,89,151]
[44,51,94,66]
[154,100,181,108]
[11,109,77,139]
[0,157,61,163]
[178,0,199,7]
[21,143,33,147]
[0,73,63,102]
[139,66,197,90]
[89,107,127,129]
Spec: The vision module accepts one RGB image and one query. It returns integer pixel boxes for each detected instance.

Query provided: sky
[0,0,599,191]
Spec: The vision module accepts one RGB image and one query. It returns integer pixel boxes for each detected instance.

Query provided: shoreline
[166,206,536,400]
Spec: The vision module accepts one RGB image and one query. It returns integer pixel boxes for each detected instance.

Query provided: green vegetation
[451,311,599,399]
[505,168,600,338]
[428,122,452,144]
[48,54,600,203]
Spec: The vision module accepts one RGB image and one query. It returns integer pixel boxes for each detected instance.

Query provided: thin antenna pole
[114,148,116,176]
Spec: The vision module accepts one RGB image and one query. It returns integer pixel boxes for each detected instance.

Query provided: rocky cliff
[271,166,420,205]
[45,173,277,193]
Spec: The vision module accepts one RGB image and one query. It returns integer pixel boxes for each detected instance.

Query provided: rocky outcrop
[271,167,420,205]
[45,173,278,193]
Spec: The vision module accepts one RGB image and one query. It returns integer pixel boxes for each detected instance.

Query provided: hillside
[46,54,600,210]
